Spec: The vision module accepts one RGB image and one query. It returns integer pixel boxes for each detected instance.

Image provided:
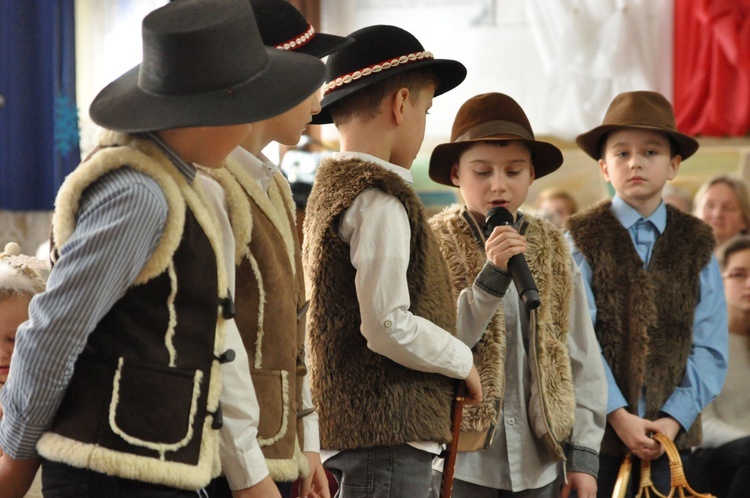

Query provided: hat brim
[310,58,466,125]
[298,32,354,59]
[429,137,564,187]
[575,124,700,161]
[90,48,325,133]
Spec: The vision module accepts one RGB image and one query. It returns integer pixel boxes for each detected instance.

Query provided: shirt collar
[143,132,196,183]
[611,194,667,234]
[331,151,413,184]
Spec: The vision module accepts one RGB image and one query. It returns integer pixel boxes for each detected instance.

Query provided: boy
[302,24,482,497]
[202,2,350,497]
[566,91,729,497]
[0,1,325,496]
[427,92,607,498]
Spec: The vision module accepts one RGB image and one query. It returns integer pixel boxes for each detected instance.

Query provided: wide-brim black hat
[250,0,353,58]
[430,93,563,186]
[576,91,699,161]
[90,0,326,133]
[311,24,467,125]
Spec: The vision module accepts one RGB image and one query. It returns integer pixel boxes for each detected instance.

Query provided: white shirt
[321,151,497,459]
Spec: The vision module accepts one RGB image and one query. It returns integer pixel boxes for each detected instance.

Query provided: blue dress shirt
[567,195,728,432]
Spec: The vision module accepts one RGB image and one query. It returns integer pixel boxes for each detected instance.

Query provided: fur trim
[265,436,310,482]
[52,131,185,285]
[258,370,290,447]
[37,417,220,490]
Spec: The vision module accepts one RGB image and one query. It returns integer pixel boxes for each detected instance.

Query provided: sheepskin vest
[303,157,457,450]
[205,161,309,482]
[429,206,576,456]
[567,201,714,455]
[37,132,229,490]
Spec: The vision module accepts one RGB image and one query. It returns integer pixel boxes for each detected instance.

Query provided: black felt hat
[250,0,352,58]
[89,0,326,133]
[311,24,467,125]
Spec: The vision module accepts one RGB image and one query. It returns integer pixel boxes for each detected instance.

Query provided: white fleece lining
[248,252,266,370]
[165,262,178,367]
[265,434,310,482]
[225,161,296,276]
[257,370,290,447]
[108,358,203,457]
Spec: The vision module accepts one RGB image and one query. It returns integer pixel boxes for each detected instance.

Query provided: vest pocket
[252,368,290,446]
[109,357,204,453]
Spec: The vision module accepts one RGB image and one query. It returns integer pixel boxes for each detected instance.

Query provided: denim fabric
[41,460,206,498]
[429,471,562,498]
[324,444,433,498]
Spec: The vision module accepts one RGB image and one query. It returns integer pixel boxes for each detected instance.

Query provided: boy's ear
[391,87,410,125]
[450,163,460,187]
[529,163,536,183]
[668,154,682,181]
[598,158,610,183]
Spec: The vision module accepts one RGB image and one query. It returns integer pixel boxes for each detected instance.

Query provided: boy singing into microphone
[428,93,606,498]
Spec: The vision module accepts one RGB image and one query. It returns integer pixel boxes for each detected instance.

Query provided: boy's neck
[619,195,663,219]
[729,312,750,337]
[337,121,403,168]
[239,127,268,158]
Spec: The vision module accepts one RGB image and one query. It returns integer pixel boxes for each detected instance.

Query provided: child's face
[450,141,535,223]
[0,294,31,384]
[537,197,573,227]
[599,129,680,215]
[261,90,322,147]
[390,84,435,169]
[723,248,750,316]
[696,183,748,246]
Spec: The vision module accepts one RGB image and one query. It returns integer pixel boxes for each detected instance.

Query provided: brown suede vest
[37,132,228,489]
[567,201,714,455]
[303,157,457,450]
[211,161,309,482]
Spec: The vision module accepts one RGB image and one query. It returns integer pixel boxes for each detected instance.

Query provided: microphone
[484,206,541,310]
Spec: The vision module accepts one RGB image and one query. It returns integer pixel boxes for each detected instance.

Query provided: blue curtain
[0,0,80,211]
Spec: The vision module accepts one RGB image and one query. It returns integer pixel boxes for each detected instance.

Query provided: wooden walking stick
[440,380,467,498]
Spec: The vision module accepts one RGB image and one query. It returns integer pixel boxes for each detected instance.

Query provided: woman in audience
[694,175,750,249]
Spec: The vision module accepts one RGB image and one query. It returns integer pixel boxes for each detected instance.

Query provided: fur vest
[37,131,229,489]
[303,157,457,450]
[204,160,309,482]
[567,201,714,455]
[430,206,576,457]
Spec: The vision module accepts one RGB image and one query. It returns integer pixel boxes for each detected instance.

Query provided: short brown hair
[717,234,750,271]
[329,68,439,126]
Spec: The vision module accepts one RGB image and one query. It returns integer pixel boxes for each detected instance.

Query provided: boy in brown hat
[566,91,729,497]
[427,92,606,498]
[302,24,482,497]
[201,2,350,497]
[0,1,326,496]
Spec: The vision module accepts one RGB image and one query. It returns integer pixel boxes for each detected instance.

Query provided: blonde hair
[535,187,578,215]
[693,175,750,232]
[0,242,49,299]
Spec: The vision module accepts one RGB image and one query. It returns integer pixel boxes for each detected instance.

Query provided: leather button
[217,349,235,364]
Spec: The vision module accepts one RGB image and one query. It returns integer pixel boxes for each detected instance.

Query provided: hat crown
[450,92,535,143]
[139,0,266,96]
[250,0,309,46]
[325,25,425,82]
[601,91,678,131]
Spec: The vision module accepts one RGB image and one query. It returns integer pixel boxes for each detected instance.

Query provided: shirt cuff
[660,388,700,432]
[452,340,474,380]
[220,436,269,490]
[565,443,599,478]
[302,412,320,453]
[474,262,512,298]
[0,415,44,459]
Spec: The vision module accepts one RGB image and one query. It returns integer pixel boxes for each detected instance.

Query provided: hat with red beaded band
[311,24,467,125]
[250,0,353,58]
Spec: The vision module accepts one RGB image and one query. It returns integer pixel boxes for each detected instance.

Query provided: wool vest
[303,157,457,450]
[567,201,714,455]
[37,131,230,489]
[205,161,309,482]
[430,206,576,456]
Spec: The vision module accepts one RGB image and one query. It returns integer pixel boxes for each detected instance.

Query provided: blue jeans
[324,444,434,498]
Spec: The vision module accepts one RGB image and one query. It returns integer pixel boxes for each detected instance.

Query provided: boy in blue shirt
[566,91,729,497]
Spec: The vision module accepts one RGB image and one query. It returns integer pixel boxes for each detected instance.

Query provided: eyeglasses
[722,270,750,282]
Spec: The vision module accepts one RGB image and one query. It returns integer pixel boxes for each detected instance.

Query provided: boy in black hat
[201,2,350,497]
[302,24,482,497]
[0,1,325,497]
[566,91,728,497]
[427,92,606,498]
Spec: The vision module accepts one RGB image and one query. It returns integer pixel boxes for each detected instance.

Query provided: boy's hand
[232,475,282,498]
[561,471,596,498]
[300,451,330,498]
[0,454,40,498]
[652,416,681,441]
[463,364,483,406]
[607,408,663,460]
[485,226,527,271]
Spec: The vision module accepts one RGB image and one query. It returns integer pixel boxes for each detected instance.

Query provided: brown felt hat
[576,91,699,161]
[429,92,563,187]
